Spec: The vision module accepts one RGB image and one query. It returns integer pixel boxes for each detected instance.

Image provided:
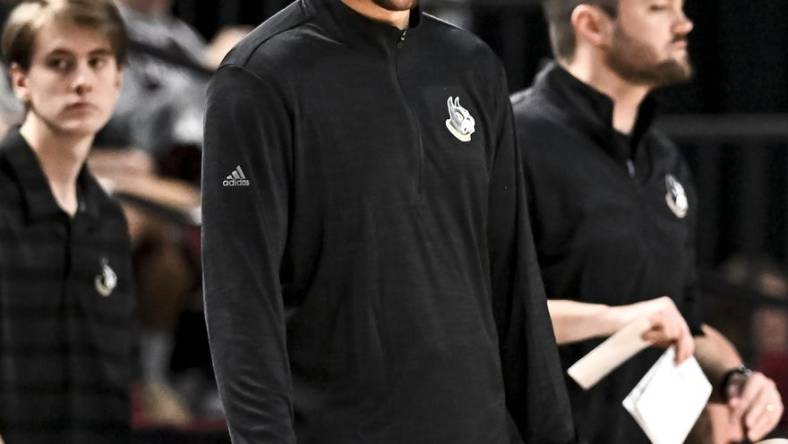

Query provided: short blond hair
[1,0,127,70]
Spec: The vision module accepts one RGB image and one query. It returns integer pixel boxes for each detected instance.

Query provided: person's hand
[725,369,783,441]
[613,296,695,363]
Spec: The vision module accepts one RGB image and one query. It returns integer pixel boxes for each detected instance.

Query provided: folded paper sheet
[622,347,711,444]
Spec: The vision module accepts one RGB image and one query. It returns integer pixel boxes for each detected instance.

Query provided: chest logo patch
[95,258,118,297]
[445,96,476,142]
[665,174,688,219]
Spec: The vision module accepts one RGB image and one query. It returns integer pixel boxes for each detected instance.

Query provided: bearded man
[201,0,578,442]
[512,0,783,442]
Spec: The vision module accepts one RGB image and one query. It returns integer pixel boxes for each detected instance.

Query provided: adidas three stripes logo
[222,166,250,187]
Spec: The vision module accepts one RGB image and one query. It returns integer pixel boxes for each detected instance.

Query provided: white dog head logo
[665,174,688,218]
[95,258,117,297]
[445,96,476,142]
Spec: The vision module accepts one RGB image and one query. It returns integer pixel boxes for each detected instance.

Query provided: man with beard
[201,0,577,443]
[512,0,783,442]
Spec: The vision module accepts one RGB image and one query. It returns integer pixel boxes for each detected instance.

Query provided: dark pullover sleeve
[678,157,704,336]
[485,64,578,444]
[202,64,296,443]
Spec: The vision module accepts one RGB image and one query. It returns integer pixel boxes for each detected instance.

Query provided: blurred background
[2,0,787,442]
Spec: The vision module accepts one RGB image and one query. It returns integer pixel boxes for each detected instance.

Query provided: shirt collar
[307,0,422,51]
[2,126,102,227]
[534,61,658,162]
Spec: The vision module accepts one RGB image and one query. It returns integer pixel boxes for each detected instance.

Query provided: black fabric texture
[0,128,135,444]
[511,62,703,444]
[201,1,576,443]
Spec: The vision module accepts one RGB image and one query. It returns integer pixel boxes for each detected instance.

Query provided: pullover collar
[306,0,422,52]
[533,61,658,164]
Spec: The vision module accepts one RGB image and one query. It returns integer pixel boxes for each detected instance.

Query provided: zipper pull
[626,159,636,178]
[397,30,408,48]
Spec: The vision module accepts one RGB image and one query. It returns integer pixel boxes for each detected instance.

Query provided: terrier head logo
[95,258,117,297]
[665,174,688,218]
[445,96,475,142]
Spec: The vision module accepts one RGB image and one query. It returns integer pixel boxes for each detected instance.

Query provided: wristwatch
[720,365,753,401]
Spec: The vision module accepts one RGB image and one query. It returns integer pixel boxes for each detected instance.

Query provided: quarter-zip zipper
[397,30,407,48]
[626,159,636,178]
[390,31,424,200]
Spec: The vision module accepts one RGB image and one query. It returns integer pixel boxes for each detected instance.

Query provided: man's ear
[571,4,615,50]
[8,62,29,103]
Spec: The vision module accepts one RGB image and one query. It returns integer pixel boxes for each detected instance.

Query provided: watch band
[720,365,753,401]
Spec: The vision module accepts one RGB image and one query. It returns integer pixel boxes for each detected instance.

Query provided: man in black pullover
[201,0,576,442]
[512,0,783,442]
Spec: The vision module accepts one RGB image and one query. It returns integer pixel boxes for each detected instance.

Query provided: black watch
[720,365,753,401]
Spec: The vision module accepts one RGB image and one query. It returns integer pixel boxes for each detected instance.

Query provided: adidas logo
[222,165,250,187]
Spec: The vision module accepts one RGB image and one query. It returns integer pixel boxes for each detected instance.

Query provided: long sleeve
[486,64,577,443]
[201,64,296,443]
[677,152,704,335]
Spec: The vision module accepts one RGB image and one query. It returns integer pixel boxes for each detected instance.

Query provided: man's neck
[19,116,93,216]
[561,58,651,135]
[341,0,411,30]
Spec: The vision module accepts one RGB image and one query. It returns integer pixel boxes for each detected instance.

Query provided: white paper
[623,347,712,444]
[568,317,652,389]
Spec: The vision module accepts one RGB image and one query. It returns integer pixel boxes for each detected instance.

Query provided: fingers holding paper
[727,371,784,441]
[638,296,695,363]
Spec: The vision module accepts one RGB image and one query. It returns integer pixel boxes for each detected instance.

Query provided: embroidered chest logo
[665,174,688,219]
[95,258,117,297]
[445,96,476,142]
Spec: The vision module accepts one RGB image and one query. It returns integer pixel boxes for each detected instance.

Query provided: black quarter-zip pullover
[201,1,575,443]
[511,62,703,443]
